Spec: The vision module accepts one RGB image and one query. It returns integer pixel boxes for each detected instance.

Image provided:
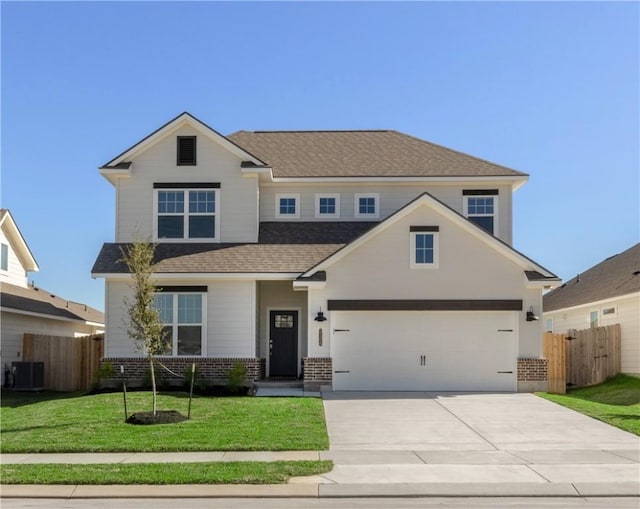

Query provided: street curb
[2,482,639,499]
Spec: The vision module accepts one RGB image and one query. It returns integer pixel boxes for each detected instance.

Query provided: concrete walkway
[2,392,639,498]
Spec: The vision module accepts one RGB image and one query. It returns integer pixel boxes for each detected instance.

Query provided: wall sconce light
[526,306,539,322]
[314,308,327,322]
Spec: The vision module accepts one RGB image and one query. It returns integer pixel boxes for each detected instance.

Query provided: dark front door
[269,310,298,378]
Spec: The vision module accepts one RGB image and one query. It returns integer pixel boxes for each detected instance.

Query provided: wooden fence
[543,323,621,394]
[22,333,104,391]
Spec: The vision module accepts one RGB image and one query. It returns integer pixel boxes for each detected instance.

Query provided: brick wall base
[99,357,265,387]
[517,357,548,392]
[303,357,332,391]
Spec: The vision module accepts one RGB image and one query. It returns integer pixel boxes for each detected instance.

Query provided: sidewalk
[2,449,639,498]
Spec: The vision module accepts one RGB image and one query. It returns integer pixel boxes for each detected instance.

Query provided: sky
[1,1,638,313]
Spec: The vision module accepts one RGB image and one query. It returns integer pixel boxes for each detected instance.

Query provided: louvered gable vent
[177,136,197,165]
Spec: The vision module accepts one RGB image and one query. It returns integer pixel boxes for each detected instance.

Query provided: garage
[331,310,518,391]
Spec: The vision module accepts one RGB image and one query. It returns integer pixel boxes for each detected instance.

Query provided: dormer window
[1,243,8,271]
[154,184,219,241]
[463,190,498,235]
[355,193,379,218]
[275,194,300,219]
[315,193,340,218]
[177,136,197,166]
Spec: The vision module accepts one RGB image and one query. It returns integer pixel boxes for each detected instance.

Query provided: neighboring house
[0,209,104,371]
[92,112,560,392]
[543,243,640,375]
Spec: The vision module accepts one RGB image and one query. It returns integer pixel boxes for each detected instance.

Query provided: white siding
[544,293,640,375]
[0,229,28,287]
[116,125,259,243]
[0,311,99,367]
[104,279,256,358]
[306,201,541,360]
[260,183,513,244]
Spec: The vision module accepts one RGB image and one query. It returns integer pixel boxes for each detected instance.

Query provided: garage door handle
[497,371,513,374]
[334,370,350,374]
[333,329,350,333]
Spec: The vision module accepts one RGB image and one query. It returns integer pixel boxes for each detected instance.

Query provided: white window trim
[275,193,300,219]
[155,292,208,357]
[153,188,220,243]
[314,193,340,219]
[409,231,439,269]
[354,193,380,218]
[463,195,498,235]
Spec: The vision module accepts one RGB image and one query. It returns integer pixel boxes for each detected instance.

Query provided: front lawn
[0,461,333,485]
[537,374,640,435]
[0,390,329,452]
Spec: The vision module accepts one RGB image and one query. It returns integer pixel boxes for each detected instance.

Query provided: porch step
[254,380,304,389]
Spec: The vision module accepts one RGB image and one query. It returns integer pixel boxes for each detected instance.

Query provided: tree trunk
[149,356,157,416]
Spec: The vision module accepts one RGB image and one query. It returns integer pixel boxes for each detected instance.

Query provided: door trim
[266,307,302,378]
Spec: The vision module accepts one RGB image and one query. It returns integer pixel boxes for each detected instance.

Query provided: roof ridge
[241,129,392,134]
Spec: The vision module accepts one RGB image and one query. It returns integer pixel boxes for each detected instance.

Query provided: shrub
[227,362,247,393]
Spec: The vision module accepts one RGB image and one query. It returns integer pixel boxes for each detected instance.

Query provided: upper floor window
[153,288,206,356]
[590,310,599,328]
[1,243,8,271]
[154,184,219,241]
[177,136,197,165]
[463,190,498,235]
[354,193,379,218]
[315,194,340,218]
[545,318,553,333]
[409,226,439,269]
[276,194,300,219]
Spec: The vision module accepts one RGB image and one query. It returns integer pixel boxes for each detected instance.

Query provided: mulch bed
[126,410,188,425]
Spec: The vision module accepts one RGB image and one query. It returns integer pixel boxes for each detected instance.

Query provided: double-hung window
[275,194,300,219]
[315,194,340,218]
[463,190,498,235]
[354,193,379,218]
[410,226,439,269]
[153,288,206,356]
[155,184,219,240]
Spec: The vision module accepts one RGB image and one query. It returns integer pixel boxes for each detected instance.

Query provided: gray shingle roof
[1,283,104,324]
[543,243,640,312]
[228,130,527,178]
[92,222,378,275]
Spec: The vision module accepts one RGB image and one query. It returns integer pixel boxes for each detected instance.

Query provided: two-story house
[92,112,560,392]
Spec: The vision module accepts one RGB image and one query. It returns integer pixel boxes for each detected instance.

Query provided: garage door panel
[332,311,517,391]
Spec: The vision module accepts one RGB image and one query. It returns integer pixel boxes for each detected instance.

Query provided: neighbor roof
[0,209,39,272]
[91,222,378,275]
[1,283,104,325]
[544,243,640,312]
[228,130,528,179]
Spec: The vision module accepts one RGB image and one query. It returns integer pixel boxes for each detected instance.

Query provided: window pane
[359,197,375,214]
[153,294,174,323]
[1,244,7,271]
[189,216,215,238]
[415,233,434,264]
[178,326,202,355]
[319,197,335,214]
[178,294,202,324]
[160,326,173,355]
[469,216,494,234]
[158,191,184,214]
[279,198,296,215]
[189,191,214,213]
[158,216,184,238]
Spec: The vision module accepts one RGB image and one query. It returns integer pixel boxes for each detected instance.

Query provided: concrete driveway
[319,392,640,495]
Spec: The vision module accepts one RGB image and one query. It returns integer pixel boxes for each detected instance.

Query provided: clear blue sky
[1,1,638,312]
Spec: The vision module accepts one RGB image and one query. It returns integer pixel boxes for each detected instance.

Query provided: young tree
[121,237,166,416]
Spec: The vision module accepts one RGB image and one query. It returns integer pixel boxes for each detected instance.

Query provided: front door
[269,310,298,378]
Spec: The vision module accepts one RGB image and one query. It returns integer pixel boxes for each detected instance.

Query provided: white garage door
[332,311,518,391]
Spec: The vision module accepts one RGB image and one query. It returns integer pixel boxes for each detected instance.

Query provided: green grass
[0,461,333,485]
[537,374,640,435]
[0,391,329,452]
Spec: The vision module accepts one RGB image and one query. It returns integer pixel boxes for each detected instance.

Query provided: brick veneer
[100,357,265,386]
[517,357,548,382]
[303,357,333,383]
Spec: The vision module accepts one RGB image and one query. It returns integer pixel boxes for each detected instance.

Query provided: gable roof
[100,112,267,171]
[91,222,378,276]
[300,191,560,282]
[1,282,104,325]
[228,130,529,179]
[0,209,39,272]
[544,243,640,312]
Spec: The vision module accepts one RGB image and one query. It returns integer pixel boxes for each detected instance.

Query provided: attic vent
[177,136,197,166]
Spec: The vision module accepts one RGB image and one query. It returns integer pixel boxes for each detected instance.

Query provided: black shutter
[177,136,197,165]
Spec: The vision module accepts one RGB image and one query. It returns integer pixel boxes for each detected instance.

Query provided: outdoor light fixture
[526,306,539,322]
[314,309,327,322]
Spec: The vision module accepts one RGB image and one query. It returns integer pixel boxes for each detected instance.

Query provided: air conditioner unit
[11,362,45,390]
